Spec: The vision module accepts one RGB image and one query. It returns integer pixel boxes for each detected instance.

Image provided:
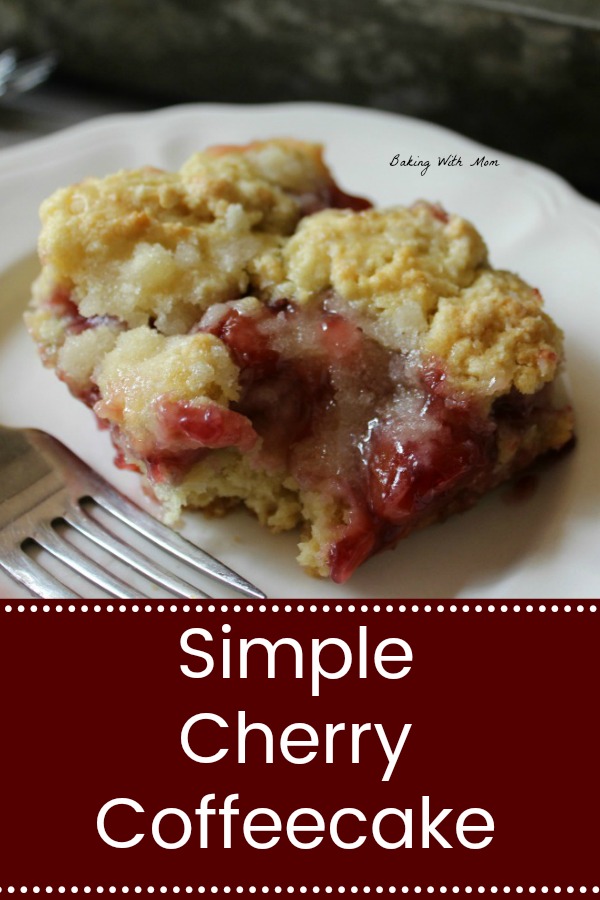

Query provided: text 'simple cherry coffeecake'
[25,139,574,582]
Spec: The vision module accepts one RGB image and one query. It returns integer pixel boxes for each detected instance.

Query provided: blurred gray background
[1,0,598,199]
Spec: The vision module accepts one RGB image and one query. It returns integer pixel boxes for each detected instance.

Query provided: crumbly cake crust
[26,139,574,582]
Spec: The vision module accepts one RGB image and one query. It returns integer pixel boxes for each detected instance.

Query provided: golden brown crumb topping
[31,141,562,402]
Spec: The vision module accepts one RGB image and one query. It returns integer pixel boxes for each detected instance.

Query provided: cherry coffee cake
[25,139,574,582]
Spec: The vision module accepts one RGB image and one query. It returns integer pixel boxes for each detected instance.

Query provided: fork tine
[1,546,80,600]
[92,484,266,599]
[0,425,265,600]
[64,503,210,599]
[33,522,146,600]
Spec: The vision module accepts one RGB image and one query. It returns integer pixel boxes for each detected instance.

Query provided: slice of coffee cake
[26,139,574,582]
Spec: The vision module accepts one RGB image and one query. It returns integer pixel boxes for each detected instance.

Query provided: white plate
[1,102,599,600]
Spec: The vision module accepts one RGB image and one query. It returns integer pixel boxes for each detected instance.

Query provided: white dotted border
[1,604,598,614]
[0,888,598,895]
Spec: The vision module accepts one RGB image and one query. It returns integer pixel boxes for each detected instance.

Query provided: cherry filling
[44,283,526,582]
[45,286,121,337]
[294,181,372,217]
[142,399,259,483]
[110,394,260,485]
[203,304,496,582]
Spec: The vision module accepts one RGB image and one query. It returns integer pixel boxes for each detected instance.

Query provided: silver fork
[0,425,265,600]
[0,48,56,99]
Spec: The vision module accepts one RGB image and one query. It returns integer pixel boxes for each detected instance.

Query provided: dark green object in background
[1,0,598,199]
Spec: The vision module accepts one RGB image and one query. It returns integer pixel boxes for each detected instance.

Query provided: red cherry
[158,399,258,453]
